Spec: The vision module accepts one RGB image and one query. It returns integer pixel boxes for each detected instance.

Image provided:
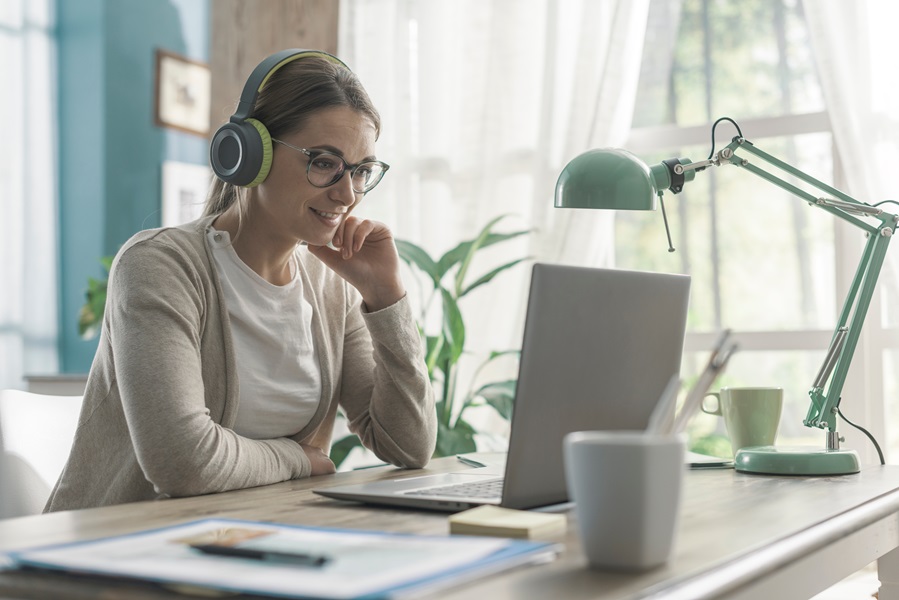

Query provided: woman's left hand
[307,216,406,312]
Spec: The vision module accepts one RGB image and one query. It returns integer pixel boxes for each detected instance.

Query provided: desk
[3,459,899,599]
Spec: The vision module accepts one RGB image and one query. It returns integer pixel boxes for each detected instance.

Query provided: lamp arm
[709,137,898,436]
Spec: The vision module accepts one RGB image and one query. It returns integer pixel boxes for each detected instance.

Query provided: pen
[646,374,680,434]
[190,544,330,567]
[672,330,738,434]
[456,455,487,468]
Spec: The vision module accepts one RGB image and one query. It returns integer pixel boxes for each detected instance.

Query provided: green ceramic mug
[702,387,783,458]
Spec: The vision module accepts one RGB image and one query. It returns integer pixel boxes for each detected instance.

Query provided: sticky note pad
[448,505,567,539]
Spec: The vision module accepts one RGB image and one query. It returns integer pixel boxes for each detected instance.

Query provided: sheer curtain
[803,0,898,204]
[0,1,58,390]
[339,0,649,403]
[803,0,899,455]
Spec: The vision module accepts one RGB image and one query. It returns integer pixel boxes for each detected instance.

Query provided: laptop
[314,263,691,512]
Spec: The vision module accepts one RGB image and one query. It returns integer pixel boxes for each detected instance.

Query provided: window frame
[624,111,897,464]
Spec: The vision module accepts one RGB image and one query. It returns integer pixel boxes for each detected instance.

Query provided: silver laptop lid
[501,263,690,509]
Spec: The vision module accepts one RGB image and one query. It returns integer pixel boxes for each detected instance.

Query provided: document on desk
[5,518,559,599]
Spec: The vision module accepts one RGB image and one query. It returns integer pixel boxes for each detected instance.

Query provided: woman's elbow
[401,447,433,469]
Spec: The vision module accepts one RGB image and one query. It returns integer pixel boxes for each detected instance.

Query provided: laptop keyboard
[404,478,504,499]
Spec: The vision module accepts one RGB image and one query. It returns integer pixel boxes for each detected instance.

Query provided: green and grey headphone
[209,49,349,188]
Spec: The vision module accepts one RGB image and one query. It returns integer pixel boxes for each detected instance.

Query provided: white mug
[564,430,685,571]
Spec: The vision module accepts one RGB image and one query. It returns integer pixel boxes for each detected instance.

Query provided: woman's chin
[304,235,336,248]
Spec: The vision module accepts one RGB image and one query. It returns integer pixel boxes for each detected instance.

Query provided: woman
[46,51,437,511]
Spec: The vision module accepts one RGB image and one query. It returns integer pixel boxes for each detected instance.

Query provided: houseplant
[330,215,531,467]
[78,256,114,340]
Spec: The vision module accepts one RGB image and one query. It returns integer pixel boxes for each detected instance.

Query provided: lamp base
[734,445,860,476]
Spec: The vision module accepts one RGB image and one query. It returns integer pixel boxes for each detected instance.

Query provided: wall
[56,0,210,372]
[209,0,339,129]
[55,0,338,372]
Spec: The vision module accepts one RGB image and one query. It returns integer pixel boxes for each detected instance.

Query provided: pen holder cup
[564,430,685,571]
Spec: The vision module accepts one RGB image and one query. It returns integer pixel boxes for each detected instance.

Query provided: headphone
[209,49,349,188]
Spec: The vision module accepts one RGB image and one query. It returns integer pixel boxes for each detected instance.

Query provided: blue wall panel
[56,0,210,372]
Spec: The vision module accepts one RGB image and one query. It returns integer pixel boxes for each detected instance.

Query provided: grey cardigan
[45,217,436,512]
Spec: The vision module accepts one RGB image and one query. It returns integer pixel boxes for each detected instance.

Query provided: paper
[8,518,558,599]
[687,451,734,469]
[449,505,567,539]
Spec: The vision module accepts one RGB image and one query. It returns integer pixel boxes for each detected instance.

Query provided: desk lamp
[555,118,898,475]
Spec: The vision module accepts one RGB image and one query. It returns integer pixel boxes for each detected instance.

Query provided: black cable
[838,405,885,465]
[874,200,899,208]
[707,117,744,160]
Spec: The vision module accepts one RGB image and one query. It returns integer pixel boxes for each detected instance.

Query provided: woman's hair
[204,57,381,219]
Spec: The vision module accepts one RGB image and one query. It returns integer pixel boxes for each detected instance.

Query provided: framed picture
[154,49,211,137]
[162,161,211,227]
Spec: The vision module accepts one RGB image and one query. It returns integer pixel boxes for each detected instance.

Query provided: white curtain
[0,1,59,390]
[803,0,899,455]
[339,0,649,416]
[803,0,898,206]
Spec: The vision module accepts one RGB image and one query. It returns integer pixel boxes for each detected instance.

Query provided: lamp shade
[554,149,675,211]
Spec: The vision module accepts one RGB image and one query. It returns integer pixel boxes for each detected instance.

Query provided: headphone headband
[231,49,349,122]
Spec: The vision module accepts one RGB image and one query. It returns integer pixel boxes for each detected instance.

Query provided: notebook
[314,263,691,512]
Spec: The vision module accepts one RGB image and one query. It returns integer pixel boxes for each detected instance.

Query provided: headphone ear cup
[209,119,273,187]
[243,118,273,187]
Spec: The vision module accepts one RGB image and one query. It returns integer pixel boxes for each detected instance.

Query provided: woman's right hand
[300,443,337,476]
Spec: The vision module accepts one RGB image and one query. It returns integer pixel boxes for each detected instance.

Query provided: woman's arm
[307,218,437,467]
[337,292,437,468]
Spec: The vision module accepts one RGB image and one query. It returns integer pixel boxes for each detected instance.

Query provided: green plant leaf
[329,434,362,468]
[434,419,477,457]
[441,288,465,364]
[434,399,449,427]
[435,227,529,280]
[486,349,521,362]
[435,242,470,279]
[395,220,531,466]
[78,277,109,340]
[460,257,530,298]
[453,215,508,296]
[77,255,115,340]
[396,239,440,284]
[78,304,100,339]
[473,380,517,420]
[424,335,445,377]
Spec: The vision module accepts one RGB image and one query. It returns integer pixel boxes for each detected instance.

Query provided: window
[0,0,58,390]
[620,0,892,461]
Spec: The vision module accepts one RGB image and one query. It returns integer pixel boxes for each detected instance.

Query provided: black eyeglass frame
[272,138,390,194]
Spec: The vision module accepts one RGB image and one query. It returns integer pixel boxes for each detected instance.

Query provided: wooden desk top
[3,458,899,599]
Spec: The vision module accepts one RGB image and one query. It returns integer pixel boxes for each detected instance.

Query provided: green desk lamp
[555,118,898,475]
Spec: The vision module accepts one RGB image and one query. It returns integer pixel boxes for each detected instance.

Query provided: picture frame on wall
[161,161,210,227]
[154,49,211,137]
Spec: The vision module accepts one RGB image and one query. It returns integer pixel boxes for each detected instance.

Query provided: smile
[310,208,344,219]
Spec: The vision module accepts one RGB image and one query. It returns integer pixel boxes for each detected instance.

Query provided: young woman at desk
[45,50,437,512]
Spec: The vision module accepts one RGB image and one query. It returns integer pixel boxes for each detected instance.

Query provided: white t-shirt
[208,227,322,439]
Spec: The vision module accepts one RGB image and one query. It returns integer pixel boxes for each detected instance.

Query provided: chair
[0,389,83,517]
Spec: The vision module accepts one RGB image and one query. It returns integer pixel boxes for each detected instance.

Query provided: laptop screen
[501,263,690,509]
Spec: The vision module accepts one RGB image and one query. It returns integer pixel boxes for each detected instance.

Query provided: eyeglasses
[272,139,389,194]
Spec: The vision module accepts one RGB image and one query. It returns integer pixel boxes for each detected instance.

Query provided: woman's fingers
[336,217,381,259]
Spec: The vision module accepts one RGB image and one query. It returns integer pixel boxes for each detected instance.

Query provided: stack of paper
[5,518,560,599]
[449,505,567,539]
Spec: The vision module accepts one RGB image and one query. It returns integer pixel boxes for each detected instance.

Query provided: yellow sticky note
[448,505,567,539]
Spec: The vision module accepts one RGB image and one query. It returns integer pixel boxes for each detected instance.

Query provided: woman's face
[252,105,378,246]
